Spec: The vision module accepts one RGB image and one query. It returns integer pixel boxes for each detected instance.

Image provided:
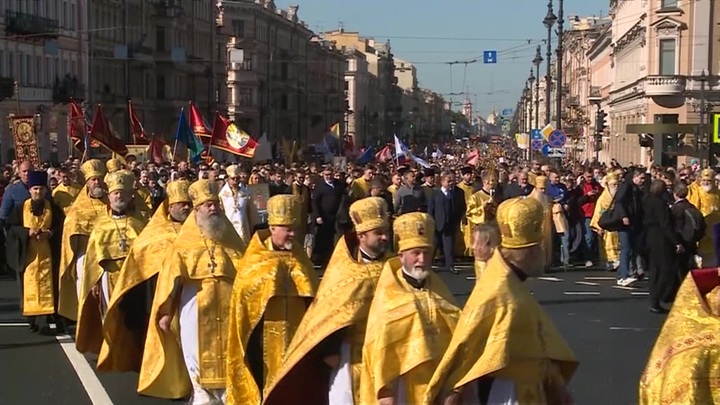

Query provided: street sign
[540,124,554,141]
[483,50,497,64]
[501,108,513,117]
[714,113,720,143]
[532,139,543,151]
[530,128,542,140]
[541,144,551,156]
[547,147,566,158]
[548,129,566,148]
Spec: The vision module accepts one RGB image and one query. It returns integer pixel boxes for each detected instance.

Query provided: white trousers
[179,284,226,404]
[75,252,86,299]
[328,342,354,404]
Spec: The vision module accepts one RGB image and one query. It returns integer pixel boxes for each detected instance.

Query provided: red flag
[375,145,393,163]
[210,112,257,158]
[188,102,212,144]
[147,135,170,164]
[128,100,149,144]
[68,100,86,152]
[465,148,480,167]
[90,104,128,156]
[202,147,215,165]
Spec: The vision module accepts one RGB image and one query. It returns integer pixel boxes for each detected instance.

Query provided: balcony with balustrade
[5,10,59,38]
[644,75,686,97]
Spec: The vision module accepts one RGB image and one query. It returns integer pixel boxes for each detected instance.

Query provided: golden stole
[22,200,54,316]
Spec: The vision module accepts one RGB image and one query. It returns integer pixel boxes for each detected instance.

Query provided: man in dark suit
[428,171,466,274]
[311,166,345,267]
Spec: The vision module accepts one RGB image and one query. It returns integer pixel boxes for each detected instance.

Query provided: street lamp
[528,70,535,133]
[543,0,557,126]
[556,0,565,132]
[523,83,530,132]
[532,45,543,130]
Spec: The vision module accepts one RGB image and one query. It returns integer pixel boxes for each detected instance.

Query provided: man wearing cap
[139,179,245,403]
[456,166,479,256]
[57,159,109,321]
[98,180,192,373]
[688,168,720,267]
[5,170,65,334]
[263,197,392,405]
[75,169,148,355]
[225,194,319,404]
[424,198,577,405]
[219,164,252,245]
[359,212,460,405]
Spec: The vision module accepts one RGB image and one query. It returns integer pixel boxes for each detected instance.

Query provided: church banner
[9,115,40,166]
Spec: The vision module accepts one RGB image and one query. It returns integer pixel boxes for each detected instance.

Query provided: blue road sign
[531,139,543,151]
[530,129,542,140]
[501,108,513,117]
[483,50,497,64]
[548,130,566,148]
[541,143,551,156]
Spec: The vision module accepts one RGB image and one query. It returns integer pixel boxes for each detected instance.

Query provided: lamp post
[533,45,543,130]
[528,70,535,132]
[699,70,710,165]
[543,0,557,126]
[523,84,530,133]
[556,0,564,132]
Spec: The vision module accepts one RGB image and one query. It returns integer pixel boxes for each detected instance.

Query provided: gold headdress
[535,175,549,189]
[350,197,389,234]
[603,173,619,186]
[166,180,191,205]
[393,212,435,252]
[701,168,715,181]
[226,165,239,179]
[106,158,122,173]
[188,179,220,208]
[267,194,299,226]
[80,159,106,181]
[496,197,544,249]
[105,169,135,194]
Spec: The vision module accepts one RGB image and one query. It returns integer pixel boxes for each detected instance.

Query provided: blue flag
[175,107,204,164]
[355,147,373,165]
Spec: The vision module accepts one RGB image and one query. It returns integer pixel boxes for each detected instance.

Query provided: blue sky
[275,0,609,116]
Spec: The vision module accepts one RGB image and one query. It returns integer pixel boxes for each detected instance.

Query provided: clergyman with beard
[264,196,393,405]
[358,212,460,405]
[225,194,319,404]
[590,174,621,271]
[57,159,109,321]
[98,179,193,373]
[75,169,147,356]
[424,198,577,405]
[139,179,245,403]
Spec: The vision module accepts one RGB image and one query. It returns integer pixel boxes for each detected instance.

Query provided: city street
[0,265,664,405]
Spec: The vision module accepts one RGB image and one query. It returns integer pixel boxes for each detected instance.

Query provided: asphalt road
[0,264,665,405]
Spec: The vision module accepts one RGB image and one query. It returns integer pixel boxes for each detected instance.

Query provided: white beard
[89,186,104,198]
[402,265,430,282]
[703,185,713,192]
[196,212,227,242]
[110,200,130,213]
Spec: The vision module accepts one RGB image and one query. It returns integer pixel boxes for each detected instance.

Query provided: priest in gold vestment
[263,197,392,405]
[98,180,192,372]
[51,167,80,214]
[530,176,554,269]
[688,168,720,267]
[639,268,720,404]
[5,171,65,334]
[139,179,245,403]
[466,169,499,241]
[75,170,147,355]
[225,194,319,405]
[359,212,461,405]
[58,159,108,321]
[424,198,577,405]
[455,166,479,256]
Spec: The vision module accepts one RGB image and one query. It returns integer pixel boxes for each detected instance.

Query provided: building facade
[343,48,370,146]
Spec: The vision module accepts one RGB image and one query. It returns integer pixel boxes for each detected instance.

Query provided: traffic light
[0,78,14,100]
[594,109,608,135]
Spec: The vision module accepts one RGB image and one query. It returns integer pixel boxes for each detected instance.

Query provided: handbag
[598,192,623,231]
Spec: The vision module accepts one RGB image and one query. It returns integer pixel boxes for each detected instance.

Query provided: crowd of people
[0,147,719,403]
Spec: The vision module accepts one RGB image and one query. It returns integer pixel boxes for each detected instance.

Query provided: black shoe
[29,324,39,333]
[649,306,669,314]
[450,267,459,274]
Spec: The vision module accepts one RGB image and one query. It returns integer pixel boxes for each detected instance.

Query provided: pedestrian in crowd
[578,168,602,267]
[394,168,427,215]
[669,181,705,299]
[471,222,500,277]
[428,171,466,274]
[311,166,345,267]
[614,167,648,286]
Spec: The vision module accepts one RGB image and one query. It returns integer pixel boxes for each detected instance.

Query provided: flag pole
[172,107,182,161]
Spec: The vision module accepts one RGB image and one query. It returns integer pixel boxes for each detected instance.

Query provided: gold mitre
[80,159,106,181]
[496,197,544,249]
[106,158,122,173]
[267,194,299,227]
[701,168,715,181]
[535,175,549,188]
[105,169,135,194]
[166,180,191,205]
[393,212,435,252]
[226,164,239,178]
[604,173,619,185]
[350,197,388,234]
[188,179,220,208]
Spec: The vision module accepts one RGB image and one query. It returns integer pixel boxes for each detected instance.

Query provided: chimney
[288,5,298,22]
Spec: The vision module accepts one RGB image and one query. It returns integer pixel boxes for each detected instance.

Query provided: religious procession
[3,116,720,405]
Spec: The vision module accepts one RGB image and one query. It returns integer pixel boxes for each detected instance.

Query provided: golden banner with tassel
[9,115,40,166]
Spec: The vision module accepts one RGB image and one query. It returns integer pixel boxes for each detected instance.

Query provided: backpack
[681,206,706,244]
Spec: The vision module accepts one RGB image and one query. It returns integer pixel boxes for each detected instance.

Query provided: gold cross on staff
[207,260,217,273]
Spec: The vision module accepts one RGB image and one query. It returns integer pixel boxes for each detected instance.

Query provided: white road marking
[563,291,600,295]
[609,327,657,331]
[612,286,638,291]
[55,334,114,405]
[575,281,600,286]
[538,277,563,282]
[585,276,615,280]
[631,292,650,296]
[0,322,29,327]
[466,276,477,280]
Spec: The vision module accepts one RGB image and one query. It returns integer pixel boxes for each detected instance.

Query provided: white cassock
[219,183,251,245]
